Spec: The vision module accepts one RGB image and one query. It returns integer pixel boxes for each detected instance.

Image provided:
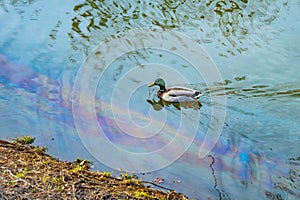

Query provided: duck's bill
[148,82,155,87]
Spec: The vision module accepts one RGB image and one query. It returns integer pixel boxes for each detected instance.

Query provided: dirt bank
[0,139,188,199]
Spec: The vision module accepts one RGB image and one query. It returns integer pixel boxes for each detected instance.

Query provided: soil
[0,139,188,200]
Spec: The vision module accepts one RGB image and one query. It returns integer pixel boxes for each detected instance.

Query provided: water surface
[0,0,300,199]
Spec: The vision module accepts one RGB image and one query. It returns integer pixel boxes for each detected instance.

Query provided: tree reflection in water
[69,0,283,56]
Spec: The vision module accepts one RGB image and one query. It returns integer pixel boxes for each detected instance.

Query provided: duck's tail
[192,90,203,99]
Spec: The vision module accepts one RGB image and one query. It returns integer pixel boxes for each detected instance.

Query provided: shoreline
[0,138,188,199]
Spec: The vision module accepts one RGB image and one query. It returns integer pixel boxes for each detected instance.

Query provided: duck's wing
[160,87,202,102]
[167,87,202,98]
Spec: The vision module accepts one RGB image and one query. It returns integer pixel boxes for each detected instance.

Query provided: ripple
[69,0,286,57]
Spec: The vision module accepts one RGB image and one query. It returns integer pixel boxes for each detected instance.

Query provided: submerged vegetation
[0,139,188,199]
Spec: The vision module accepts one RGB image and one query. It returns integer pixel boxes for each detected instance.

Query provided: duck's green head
[148,78,166,91]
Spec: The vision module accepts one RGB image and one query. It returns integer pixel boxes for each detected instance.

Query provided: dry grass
[0,139,188,199]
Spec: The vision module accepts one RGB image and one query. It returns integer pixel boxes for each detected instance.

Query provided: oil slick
[0,55,299,199]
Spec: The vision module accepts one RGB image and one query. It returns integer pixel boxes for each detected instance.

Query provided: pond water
[1,0,300,199]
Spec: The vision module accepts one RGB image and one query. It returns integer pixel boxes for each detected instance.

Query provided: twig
[141,180,176,192]
[72,184,77,200]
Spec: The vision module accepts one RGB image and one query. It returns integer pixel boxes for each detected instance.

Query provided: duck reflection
[147,98,202,111]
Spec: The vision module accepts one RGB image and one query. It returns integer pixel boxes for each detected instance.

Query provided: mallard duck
[148,78,203,103]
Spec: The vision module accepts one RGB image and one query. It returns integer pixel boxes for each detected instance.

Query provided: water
[1,0,300,199]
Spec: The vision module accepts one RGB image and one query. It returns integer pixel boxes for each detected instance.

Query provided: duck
[148,78,203,103]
